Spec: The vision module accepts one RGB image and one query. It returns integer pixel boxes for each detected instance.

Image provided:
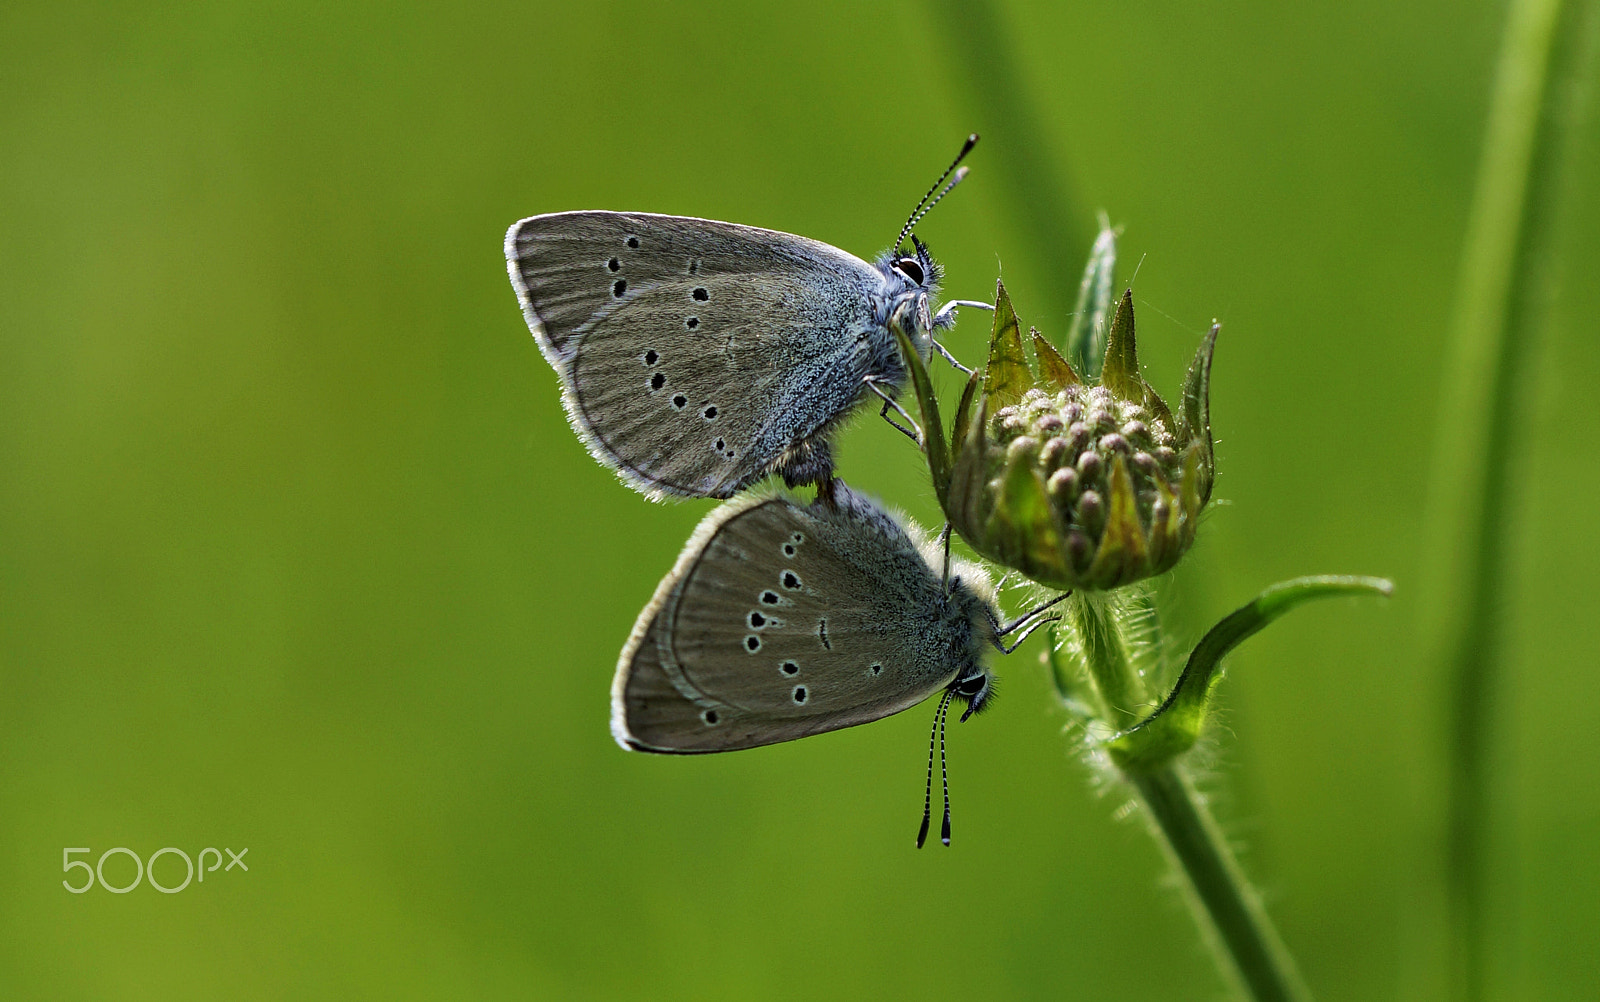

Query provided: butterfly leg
[994,591,1072,638]
[931,299,995,330]
[991,591,1072,653]
[929,337,973,375]
[864,376,922,443]
[997,616,1060,654]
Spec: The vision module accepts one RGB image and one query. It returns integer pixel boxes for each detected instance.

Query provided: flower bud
[904,277,1218,591]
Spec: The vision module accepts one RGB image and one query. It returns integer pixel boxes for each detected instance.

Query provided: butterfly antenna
[895,134,979,252]
[903,168,969,245]
[917,690,955,848]
[939,690,953,846]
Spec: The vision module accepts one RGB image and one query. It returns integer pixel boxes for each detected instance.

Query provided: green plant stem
[1423,1,1600,997]
[1127,765,1312,1002]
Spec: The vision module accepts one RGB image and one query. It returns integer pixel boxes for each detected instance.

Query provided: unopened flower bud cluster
[989,385,1183,566]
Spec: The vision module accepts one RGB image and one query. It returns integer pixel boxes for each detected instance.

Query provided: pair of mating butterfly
[505,137,1066,845]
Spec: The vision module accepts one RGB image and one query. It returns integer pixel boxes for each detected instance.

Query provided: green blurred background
[3,1,1597,998]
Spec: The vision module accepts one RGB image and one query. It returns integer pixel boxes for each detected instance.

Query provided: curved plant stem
[1127,765,1312,1002]
[1422,1,1600,997]
[1110,577,1393,771]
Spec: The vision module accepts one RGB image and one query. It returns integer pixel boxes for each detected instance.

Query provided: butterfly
[504,136,990,500]
[612,478,1064,845]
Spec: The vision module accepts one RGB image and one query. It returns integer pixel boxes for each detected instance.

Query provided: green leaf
[1109,575,1394,771]
[1065,216,1117,378]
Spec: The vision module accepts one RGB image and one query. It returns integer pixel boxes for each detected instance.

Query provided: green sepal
[982,280,1031,411]
[984,440,1064,582]
[1107,575,1395,771]
[945,393,991,535]
[1179,446,1205,529]
[889,322,949,498]
[1100,289,1143,400]
[949,367,984,462]
[1083,455,1148,588]
[1180,324,1219,505]
[1143,382,1178,441]
[1147,472,1180,569]
[1031,328,1081,391]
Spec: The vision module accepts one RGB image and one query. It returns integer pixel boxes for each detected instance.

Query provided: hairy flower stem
[1423,0,1600,997]
[1062,589,1313,1002]
[1063,592,1147,729]
[1127,766,1312,1002]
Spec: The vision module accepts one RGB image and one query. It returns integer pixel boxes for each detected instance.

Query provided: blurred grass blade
[925,0,1090,327]
[1065,215,1117,377]
[1417,0,1600,998]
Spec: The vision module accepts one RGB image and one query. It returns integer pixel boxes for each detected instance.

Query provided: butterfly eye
[953,674,986,697]
[894,257,925,286]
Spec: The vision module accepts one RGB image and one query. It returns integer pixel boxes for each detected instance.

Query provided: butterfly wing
[612,487,961,753]
[506,211,890,499]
